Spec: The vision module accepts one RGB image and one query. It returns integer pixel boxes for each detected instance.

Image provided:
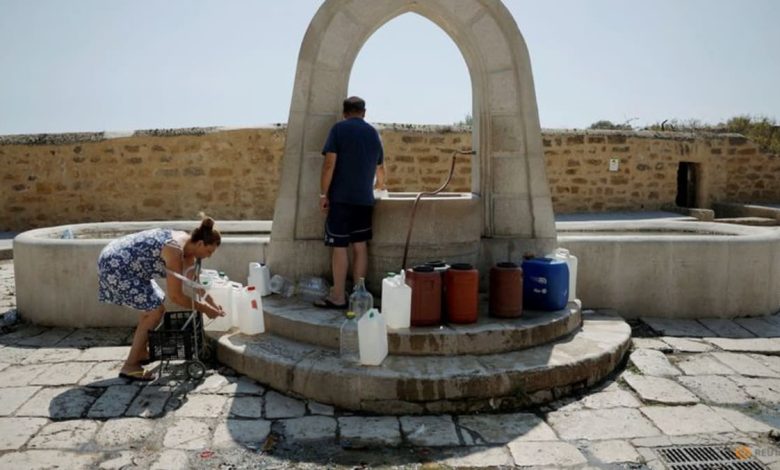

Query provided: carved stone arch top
[268,0,556,282]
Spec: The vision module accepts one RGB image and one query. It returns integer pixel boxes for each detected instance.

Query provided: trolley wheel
[185,360,206,380]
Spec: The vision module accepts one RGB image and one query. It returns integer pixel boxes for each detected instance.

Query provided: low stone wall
[1,125,777,231]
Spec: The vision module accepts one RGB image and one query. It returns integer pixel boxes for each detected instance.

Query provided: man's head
[343,96,366,118]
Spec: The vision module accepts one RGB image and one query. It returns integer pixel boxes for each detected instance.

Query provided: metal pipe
[401,149,476,271]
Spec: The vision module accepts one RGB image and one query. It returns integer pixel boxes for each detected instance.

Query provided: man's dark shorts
[324,202,373,248]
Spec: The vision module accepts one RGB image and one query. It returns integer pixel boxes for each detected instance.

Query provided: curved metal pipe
[401,149,476,271]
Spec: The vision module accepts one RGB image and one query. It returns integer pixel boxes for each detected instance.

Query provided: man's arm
[374,164,386,190]
[320,151,337,212]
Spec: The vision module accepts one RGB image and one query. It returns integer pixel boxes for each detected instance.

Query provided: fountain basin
[557,220,780,318]
[14,221,270,327]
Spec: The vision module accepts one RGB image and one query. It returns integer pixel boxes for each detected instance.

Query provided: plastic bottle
[348,277,373,318]
[269,274,295,298]
[381,271,411,329]
[296,276,330,302]
[339,311,359,363]
[358,308,388,366]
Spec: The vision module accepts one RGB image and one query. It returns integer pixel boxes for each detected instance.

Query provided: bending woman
[98,215,226,381]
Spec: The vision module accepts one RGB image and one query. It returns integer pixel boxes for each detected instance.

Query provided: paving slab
[174,394,228,418]
[97,451,140,469]
[55,328,132,348]
[674,354,737,376]
[78,361,125,387]
[78,346,130,362]
[0,386,41,415]
[0,325,49,344]
[457,412,557,445]
[755,354,780,375]
[438,446,515,467]
[125,386,171,418]
[0,363,49,386]
[30,361,97,386]
[338,416,402,448]
[0,346,40,364]
[264,390,305,419]
[0,417,48,450]
[712,352,780,378]
[588,439,642,464]
[88,385,140,418]
[735,317,780,338]
[623,372,699,405]
[641,318,715,337]
[676,375,752,405]
[661,337,714,352]
[728,376,780,404]
[212,419,271,449]
[640,404,737,435]
[629,349,681,376]
[706,337,780,354]
[711,406,776,433]
[163,418,212,449]
[190,374,230,394]
[307,401,334,416]
[15,386,101,419]
[27,419,99,449]
[581,390,642,409]
[150,449,190,470]
[546,408,661,440]
[0,450,100,470]
[94,417,155,448]
[227,396,264,418]
[698,319,756,338]
[400,415,461,447]
[279,415,336,442]
[15,328,75,347]
[22,347,84,364]
[508,440,588,467]
[631,337,672,351]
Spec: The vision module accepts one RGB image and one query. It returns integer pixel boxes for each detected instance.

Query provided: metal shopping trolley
[148,264,212,380]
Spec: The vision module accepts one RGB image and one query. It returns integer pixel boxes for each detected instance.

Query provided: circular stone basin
[557,220,780,318]
[14,221,270,327]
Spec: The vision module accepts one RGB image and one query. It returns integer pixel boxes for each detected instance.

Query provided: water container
[489,262,523,318]
[269,274,295,298]
[546,248,578,302]
[247,262,271,297]
[296,276,330,302]
[204,278,233,331]
[522,257,569,311]
[200,269,220,284]
[381,271,411,329]
[339,311,359,363]
[348,277,373,318]
[358,308,388,366]
[444,263,479,324]
[228,281,244,328]
[405,265,442,326]
[425,260,449,316]
[238,286,265,335]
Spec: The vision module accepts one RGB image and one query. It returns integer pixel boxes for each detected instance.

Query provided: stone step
[262,295,582,355]
[210,311,630,414]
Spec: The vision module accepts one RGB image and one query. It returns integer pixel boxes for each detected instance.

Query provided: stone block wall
[1,125,778,231]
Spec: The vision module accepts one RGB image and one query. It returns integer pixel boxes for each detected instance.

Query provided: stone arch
[268,0,556,280]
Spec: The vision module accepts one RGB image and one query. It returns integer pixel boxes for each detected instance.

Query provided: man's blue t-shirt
[322,117,384,206]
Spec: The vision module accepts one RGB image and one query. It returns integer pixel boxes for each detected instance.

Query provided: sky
[0,0,778,135]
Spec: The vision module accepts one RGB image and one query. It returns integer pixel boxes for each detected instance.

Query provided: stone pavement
[1,258,779,469]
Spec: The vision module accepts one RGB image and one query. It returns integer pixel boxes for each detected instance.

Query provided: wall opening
[676,161,699,207]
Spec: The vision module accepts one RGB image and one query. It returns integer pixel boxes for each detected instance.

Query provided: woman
[98,215,225,381]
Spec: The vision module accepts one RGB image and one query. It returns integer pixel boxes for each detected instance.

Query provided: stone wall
[1,125,777,231]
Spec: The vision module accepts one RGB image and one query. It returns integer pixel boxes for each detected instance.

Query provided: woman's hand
[203,304,226,319]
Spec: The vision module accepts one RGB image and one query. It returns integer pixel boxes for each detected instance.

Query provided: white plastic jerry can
[228,281,244,328]
[546,248,578,302]
[381,272,412,329]
[203,278,232,332]
[247,262,272,297]
[239,286,265,335]
[357,308,388,366]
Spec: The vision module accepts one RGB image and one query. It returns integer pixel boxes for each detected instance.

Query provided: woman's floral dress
[98,228,179,311]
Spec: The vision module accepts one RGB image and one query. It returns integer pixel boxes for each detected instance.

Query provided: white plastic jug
[546,248,578,302]
[238,286,265,335]
[204,278,232,332]
[228,281,244,328]
[381,272,411,329]
[248,262,271,297]
[357,308,388,366]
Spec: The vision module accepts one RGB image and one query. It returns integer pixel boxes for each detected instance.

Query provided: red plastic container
[444,263,479,324]
[489,262,523,318]
[405,265,442,326]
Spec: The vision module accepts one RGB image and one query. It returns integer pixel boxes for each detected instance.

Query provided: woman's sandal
[118,369,155,382]
[313,298,348,309]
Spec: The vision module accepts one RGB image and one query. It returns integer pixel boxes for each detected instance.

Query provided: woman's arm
[161,245,224,318]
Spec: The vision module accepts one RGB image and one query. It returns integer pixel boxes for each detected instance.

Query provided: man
[314,96,385,309]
